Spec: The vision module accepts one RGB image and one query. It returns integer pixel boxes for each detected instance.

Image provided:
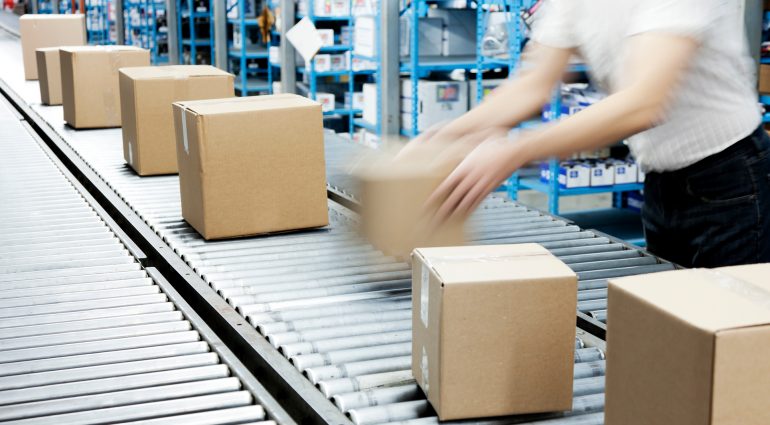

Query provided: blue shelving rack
[125,0,169,63]
[176,0,215,64]
[35,0,116,45]
[227,0,272,95]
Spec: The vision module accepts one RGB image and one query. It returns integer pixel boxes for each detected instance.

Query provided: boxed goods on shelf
[60,46,150,129]
[427,8,477,56]
[35,47,63,105]
[119,65,234,176]
[399,16,443,57]
[172,94,328,239]
[469,78,506,108]
[557,162,591,189]
[401,79,469,133]
[606,264,770,425]
[413,243,577,420]
[612,160,638,185]
[20,14,87,80]
[315,92,335,112]
[588,160,615,187]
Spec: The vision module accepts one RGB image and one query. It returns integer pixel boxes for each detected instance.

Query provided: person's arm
[429,33,699,222]
[433,43,574,138]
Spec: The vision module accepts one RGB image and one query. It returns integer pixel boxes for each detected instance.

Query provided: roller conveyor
[0,95,287,424]
[0,25,676,424]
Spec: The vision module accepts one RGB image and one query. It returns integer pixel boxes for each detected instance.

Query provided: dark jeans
[643,125,770,268]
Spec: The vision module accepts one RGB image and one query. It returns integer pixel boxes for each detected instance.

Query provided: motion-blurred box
[172,94,328,240]
[412,243,578,420]
[35,47,63,105]
[60,46,150,129]
[119,65,234,176]
[20,14,86,80]
[606,264,770,425]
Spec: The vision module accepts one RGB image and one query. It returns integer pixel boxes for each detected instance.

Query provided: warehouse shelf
[228,45,268,59]
[226,18,260,25]
[519,177,644,197]
[234,76,270,93]
[228,0,276,95]
[124,0,169,64]
[176,0,214,64]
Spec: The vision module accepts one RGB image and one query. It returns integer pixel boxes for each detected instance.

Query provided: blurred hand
[426,137,525,225]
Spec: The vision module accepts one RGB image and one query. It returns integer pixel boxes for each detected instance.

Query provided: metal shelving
[176,0,215,64]
[227,0,273,95]
[124,0,169,63]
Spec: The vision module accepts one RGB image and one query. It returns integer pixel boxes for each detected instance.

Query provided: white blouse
[532,0,761,172]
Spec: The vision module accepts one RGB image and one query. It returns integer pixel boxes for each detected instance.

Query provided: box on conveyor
[19,14,86,80]
[172,94,329,240]
[36,47,63,105]
[119,65,235,176]
[412,243,578,420]
[353,143,468,258]
[60,46,150,129]
[605,264,770,425]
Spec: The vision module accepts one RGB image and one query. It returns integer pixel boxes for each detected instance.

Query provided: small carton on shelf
[20,14,86,80]
[119,65,234,176]
[558,161,590,189]
[317,29,335,47]
[302,0,349,17]
[315,92,335,112]
[588,160,614,187]
[172,94,328,240]
[313,54,332,72]
[412,243,577,420]
[362,82,377,126]
[401,79,468,133]
[613,160,638,185]
[399,15,443,57]
[354,144,468,257]
[60,46,150,129]
[469,78,506,108]
[427,8,477,57]
[353,16,376,58]
[345,91,365,111]
[606,264,770,425]
[35,47,63,105]
[540,162,551,183]
[330,54,347,72]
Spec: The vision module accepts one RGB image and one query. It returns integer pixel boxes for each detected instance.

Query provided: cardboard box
[313,54,332,72]
[400,16,443,57]
[759,65,770,94]
[119,65,235,176]
[60,46,150,129]
[36,47,63,105]
[612,160,638,185]
[330,54,347,71]
[558,162,590,189]
[427,8,477,56]
[20,14,86,80]
[362,82,377,126]
[588,161,614,186]
[412,243,577,420]
[354,145,468,257]
[317,29,335,46]
[172,94,328,240]
[316,92,335,112]
[401,79,468,133]
[469,78,505,108]
[605,264,770,425]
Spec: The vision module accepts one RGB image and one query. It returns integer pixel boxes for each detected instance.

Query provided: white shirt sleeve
[530,0,578,49]
[626,0,725,40]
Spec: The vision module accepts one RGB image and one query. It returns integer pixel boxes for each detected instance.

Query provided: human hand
[426,137,524,225]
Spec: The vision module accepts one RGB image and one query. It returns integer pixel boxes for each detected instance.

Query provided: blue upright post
[409,0,419,138]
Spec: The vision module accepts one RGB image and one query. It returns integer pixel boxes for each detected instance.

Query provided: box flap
[174,94,319,115]
[60,46,147,54]
[608,265,770,333]
[414,244,575,285]
[119,65,233,80]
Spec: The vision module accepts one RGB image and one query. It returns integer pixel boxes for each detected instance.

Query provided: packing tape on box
[697,269,770,311]
[181,110,190,155]
[420,346,429,396]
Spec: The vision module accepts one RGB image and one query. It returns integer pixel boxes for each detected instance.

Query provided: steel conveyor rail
[0,97,291,424]
[0,23,676,425]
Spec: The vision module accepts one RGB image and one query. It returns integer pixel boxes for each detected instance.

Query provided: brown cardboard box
[36,47,63,105]
[759,65,770,94]
[605,264,770,425]
[19,14,86,80]
[412,244,578,420]
[354,145,467,258]
[60,46,150,129]
[119,66,235,176]
[172,94,329,240]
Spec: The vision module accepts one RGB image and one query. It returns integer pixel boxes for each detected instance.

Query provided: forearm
[439,74,552,136]
[511,87,659,164]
